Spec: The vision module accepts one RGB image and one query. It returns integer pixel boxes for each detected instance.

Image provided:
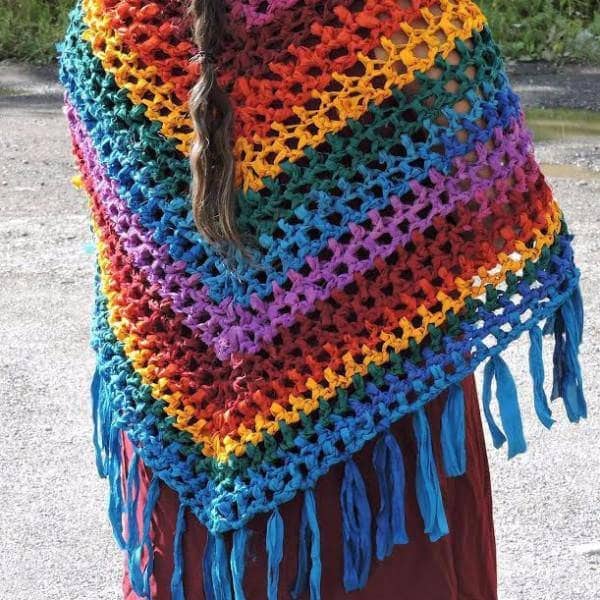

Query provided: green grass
[0,0,73,64]
[0,0,599,64]
[480,0,600,63]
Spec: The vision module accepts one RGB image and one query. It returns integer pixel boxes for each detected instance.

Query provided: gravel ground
[1,61,599,600]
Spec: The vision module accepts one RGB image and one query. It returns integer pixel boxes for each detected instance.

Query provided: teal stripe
[59,9,521,306]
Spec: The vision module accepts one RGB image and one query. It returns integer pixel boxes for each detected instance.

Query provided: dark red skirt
[121,373,497,599]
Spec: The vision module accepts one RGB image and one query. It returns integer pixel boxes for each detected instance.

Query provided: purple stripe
[227,0,303,27]
[68,100,535,360]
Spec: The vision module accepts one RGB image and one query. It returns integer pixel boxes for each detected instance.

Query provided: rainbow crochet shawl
[58,0,586,597]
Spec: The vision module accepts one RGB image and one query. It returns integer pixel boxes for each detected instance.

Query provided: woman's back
[58,1,586,598]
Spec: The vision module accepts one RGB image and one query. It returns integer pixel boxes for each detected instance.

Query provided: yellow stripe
[81,0,486,192]
[93,194,562,461]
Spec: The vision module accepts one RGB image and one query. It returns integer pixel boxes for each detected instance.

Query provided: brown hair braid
[189,0,241,249]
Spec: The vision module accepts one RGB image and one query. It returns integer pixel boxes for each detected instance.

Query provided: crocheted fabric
[58,0,586,597]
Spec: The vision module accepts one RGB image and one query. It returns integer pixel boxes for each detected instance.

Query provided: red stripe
[94,0,439,139]
[78,117,554,437]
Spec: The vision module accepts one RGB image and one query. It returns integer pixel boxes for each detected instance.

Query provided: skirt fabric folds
[120,373,497,600]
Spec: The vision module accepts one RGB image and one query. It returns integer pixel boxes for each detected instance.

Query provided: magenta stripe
[68,100,536,360]
[227,0,303,27]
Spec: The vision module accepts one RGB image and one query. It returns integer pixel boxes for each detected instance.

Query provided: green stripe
[92,228,568,482]
[60,9,510,240]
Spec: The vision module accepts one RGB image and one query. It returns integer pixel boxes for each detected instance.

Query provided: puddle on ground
[0,86,21,97]
[525,108,600,142]
[525,108,600,182]
[540,163,600,182]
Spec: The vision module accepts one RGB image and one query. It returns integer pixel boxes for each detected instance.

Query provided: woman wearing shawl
[58,1,586,598]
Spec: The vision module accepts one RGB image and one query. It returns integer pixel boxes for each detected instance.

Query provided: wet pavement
[1,60,599,600]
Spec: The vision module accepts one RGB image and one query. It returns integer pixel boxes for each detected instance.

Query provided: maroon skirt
[121,373,497,599]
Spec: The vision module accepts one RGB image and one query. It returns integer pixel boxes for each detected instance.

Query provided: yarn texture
[58,0,587,596]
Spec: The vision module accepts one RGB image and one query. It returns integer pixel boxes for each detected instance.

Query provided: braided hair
[189,0,241,249]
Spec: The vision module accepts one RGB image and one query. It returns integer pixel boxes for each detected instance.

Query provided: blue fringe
[340,459,372,591]
[231,528,248,600]
[266,509,284,600]
[493,354,527,458]
[529,325,555,429]
[290,500,308,600]
[440,383,467,477]
[543,313,556,335]
[570,281,585,343]
[553,285,587,422]
[90,366,108,478]
[141,476,160,599]
[213,534,233,600]
[372,431,408,561]
[482,358,507,449]
[305,490,321,600]
[412,408,449,542]
[107,426,126,549]
[99,387,113,473]
[170,502,187,600]
[125,453,140,547]
[203,532,216,600]
[90,288,586,600]
[291,490,321,600]
[126,452,144,595]
[551,312,566,402]
[128,546,144,596]
[482,354,527,459]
